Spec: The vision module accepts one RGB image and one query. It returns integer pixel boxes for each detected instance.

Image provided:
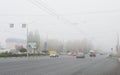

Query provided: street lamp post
[22,24,29,57]
[27,24,29,57]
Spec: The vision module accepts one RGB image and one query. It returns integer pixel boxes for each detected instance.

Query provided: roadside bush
[19,47,27,53]
[0,52,48,57]
[0,52,26,57]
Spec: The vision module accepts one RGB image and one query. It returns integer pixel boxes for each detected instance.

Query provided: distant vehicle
[49,50,56,55]
[109,54,112,57]
[99,53,104,55]
[49,50,59,57]
[60,52,66,55]
[76,52,85,58]
[89,52,96,57]
[89,50,96,57]
[50,53,59,57]
[67,52,72,56]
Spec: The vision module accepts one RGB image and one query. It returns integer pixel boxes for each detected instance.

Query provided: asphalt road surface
[0,55,120,75]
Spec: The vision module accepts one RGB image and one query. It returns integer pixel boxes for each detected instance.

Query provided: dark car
[89,52,96,57]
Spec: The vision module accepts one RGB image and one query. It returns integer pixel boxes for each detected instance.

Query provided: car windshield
[0,0,120,75]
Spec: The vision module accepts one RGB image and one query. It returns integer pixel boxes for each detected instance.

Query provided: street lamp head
[22,24,27,28]
[10,23,14,28]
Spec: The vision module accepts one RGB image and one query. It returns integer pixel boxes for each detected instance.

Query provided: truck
[49,50,59,57]
[49,50,56,55]
[89,50,96,57]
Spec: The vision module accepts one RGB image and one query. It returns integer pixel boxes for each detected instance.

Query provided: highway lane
[0,55,119,75]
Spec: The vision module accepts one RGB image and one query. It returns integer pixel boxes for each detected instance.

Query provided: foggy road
[0,0,120,75]
[0,55,120,75]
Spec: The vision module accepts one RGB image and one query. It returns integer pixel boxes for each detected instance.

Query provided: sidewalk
[118,58,120,62]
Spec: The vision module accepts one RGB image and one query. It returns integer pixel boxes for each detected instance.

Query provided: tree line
[27,30,94,54]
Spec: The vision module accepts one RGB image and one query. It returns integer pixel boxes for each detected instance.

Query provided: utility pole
[44,35,48,54]
[116,33,119,54]
[26,24,29,57]
[22,24,29,57]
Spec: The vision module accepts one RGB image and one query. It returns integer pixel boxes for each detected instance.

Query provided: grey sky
[0,0,120,51]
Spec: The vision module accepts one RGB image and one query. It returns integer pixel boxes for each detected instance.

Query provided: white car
[76,53,85,58]
[68,52,72,56]
[50,54,59,57]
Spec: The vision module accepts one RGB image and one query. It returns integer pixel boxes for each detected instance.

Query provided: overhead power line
[59,9,120,16]
[28,0,59,18]
[27,0,87,35]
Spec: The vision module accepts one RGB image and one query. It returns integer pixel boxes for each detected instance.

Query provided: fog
[0,0,120,52]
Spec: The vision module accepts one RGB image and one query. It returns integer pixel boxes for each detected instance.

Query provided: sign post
[28,42,37,54]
